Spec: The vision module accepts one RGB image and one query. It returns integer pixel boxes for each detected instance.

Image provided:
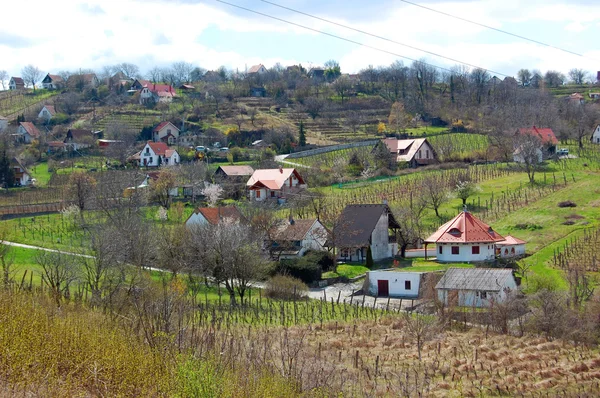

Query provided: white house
[513,145,543,164]
[9,77,25,90]
[0,116,8,132]
[592,125,600,144]
[332,204,400,262]
[424,210,505,263]
[38,105,56,121]
[496,235,526,258]
[11,158,32,186]
[247,64,267,75]
[435,268,518,308]
[152,121,180,144]
[364,270,424,298]
[16,122,41,144]
[185,206,244,227]
[134,80,176,104]
[41,74,64,90]
[133,141,180,167]
[269,218,328,258]
[246,168,306,202]
[381,138,437,168]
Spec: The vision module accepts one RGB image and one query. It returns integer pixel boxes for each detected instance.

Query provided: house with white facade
[152,121,180,144]
[132,141,180,167]
[363,270,425,298]
[269,218,328,259]
[331,204,400,262]
[38,105,56,121]
[381,138,437,168]
[435,268,518,308]
[247,64,267,75]
[185,206,244,227]
[66,73,99,90]
[41,74,64,90]
[132,80,176,104]
[16,122,41,144]
[9,77,25,90]
[11,158,32,186]
[424,210,505,263]
[496,235,526,258]
[246,168,306,202]
[0,116,8,132]
[592,125,600,144]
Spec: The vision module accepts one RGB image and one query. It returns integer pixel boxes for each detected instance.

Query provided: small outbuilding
[435,267,518,308]
[496,235,526,258]
[591,124,600,144]
[364,270,423,298]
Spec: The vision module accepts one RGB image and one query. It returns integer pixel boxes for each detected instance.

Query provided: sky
[0,0,599,81]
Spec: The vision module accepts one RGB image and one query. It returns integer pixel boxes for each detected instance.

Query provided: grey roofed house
[436,268,514,291]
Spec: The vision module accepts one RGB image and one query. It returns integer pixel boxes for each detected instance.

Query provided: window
[477,291,488,299]
[471,246,480,255]
[449,228,461,237]
[404,280,411,290]
[167,129,171,134]
[256,190,261,199]
[270,191,275,197]
[426,149,429,158]
[418,150,422,158]
[451,246,459,255]
[438,246,443,254]
[145,147,150,154]
[511,247,515,254]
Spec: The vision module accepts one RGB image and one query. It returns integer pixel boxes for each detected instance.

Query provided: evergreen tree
[0,151,14,188]
[366,246,374,269]
[299,121,306,147]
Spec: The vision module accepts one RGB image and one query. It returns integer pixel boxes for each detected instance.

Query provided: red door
[377,280,389,297]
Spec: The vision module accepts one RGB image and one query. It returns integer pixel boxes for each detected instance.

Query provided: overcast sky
[1,0,598,80]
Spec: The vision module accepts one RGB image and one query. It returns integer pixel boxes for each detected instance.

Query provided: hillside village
[1,59,600,396]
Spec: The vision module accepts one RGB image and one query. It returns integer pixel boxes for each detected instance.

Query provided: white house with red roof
[381,138,437,167]
[133,79,176,104]
[133,141,180,167]
[246,168,306,202]
[16,122,41,144]
[9,77,25,90]
[247,64,267,75]
[424,210,506,263]
[496,235,526,258]
[514,126,558,162]
[38,105,56,121]
[152,121,180,144]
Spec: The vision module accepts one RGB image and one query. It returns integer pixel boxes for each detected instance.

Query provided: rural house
[567,93,585,105]
[496,235,526,258]
[132,141,180,167]
[0,116,7,132]
[246,168,306,202]
[435,268,518,308]
[214,165,255,180]
[38,105,56,121]
[331,204,400,262]
[64,129,100,150]
[185,206,244,227]
[513,126,558,161]
[9,77,25,90]
[592,125,600,144]
[269,218,328,259]
[381,138,437,167]
[133,80,176,104]
[152,121,180,144]
[11,158,32,187]
[424,210,505,263]
[41,74,64,90]
[16,122,41,144]
[247,64,267,75]
[67,73,99,90]
[364,270,424,298]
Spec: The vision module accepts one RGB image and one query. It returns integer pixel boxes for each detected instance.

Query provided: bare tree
[402,311,440,361]
[117,63,140,79]
[304,96,325,120]
[36,250,79,306]
[69,171,97,212]
[171,61,194,85]
[517,69,531,86]
[391,202,425,257]
[150,169,176,209]
[21,65,43,91]
[544,70,565,88]
[147,66,164,83]
[332,75,352,105]
[345,111,364,135]
[420,175,449,219]
[157,224,191,277]
[0,70,8,90]
[0,226,15,286]
[514,133,543,183]
[568,68,588,85]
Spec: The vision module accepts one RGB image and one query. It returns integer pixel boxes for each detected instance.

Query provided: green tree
[298,121,306,147]
[366,246,374,268]
[0,151,14,188]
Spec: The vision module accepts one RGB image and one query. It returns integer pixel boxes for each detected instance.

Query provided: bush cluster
[264,275,308,300]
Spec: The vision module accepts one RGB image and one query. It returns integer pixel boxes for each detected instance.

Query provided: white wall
[186,212,208,227]
[0,119,7,132]
[513,148,543,163]
[437,276,517,308]
[367,271,422,297]
[404,247,437,258]
[414,141,434,161]
[498,244,526,258]
[371,212,391,260]
[304,221,327,252]
[592,126,600,144]
[436,243,495,263]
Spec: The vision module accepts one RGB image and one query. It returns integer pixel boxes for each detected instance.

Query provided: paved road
[273,154,311,168]
[0,240,94,258]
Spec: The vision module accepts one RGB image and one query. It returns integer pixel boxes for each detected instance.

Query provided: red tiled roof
[248,64,265,73]
[11,77,24,85]
[153,121,179,132]
[425,211,505,244]
[147,141,169,155]
[165,149,177,158]
[19,122,40,138]
[189,206,243,225]
[270,219,318,241]
[43,105,56,115]
[47,74,64,82]
[142,81,176,96]
[496,235,526,246]
[516,126,558,145]
[48,141,66,148]
[246,168,305,190]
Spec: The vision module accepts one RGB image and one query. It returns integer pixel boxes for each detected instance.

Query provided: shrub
[278,252,328,284]
[558,201,576,208]
[264,275,308,300]
[514,223,542,230]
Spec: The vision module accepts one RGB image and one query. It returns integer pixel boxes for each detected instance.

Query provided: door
[377,280,389,297]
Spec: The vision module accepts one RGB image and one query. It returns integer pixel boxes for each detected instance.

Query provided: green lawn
[323,264,370,279]
[29,162,54,187]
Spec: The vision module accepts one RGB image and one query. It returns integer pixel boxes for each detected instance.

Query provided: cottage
[179,84,195,90]
[331,204,400,262]
[185,206,244,227]
[47,141,67,153]
[0,116,7,132]
[496,235,526,258]
[380,138,437,167]
[307,67,325,81]
[214,165,254,180]
[514,126,558,160]
[435,268,518,308]
[247,64,267,75]
[589,93,600,100]
[424,210,505,263]
[252,140,268,148]
[132,79,176,104]
[38,105,56,121]
[152,121,180,144]
[269,218,328,259]
[364,270,424,298]
[9,77,25,90]
[246,168,306,202]
[64,129,98,150]
[11,158,32,187]
[592,125,600,144]
[41,74,64,90]
[132,141,180,167]
[568,92,585,105]
[16,122,41,144]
